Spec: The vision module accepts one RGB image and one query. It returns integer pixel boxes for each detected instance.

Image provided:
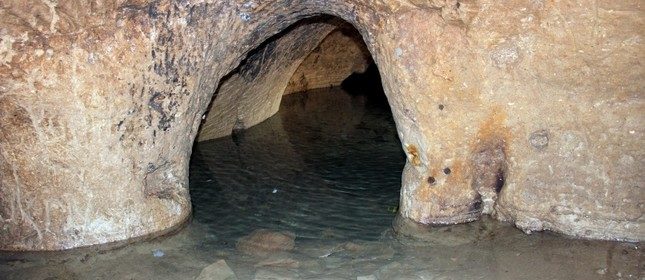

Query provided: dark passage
[189,86,405,244]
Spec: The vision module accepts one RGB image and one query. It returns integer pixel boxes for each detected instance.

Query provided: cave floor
[0,88,641,280]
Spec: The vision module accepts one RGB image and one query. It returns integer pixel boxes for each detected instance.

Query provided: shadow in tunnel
[189,16,406,244]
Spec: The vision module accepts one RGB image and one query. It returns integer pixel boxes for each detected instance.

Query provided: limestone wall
[196,20,338,141]
[197,22,370,142]
[0,0,642,250]
[284,28,371,94]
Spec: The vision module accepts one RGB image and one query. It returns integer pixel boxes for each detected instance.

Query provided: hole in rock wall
[190,17,405,244]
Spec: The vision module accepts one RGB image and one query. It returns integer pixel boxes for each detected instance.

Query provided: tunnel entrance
[2,2,641,278]
[190,18,405,244]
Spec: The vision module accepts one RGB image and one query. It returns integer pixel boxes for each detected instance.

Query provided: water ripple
[189,88,404,243]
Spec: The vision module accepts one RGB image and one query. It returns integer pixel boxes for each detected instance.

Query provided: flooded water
[0,88,641,280]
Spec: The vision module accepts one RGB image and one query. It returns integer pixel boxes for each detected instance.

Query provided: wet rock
[374,261,403,279]
[253,269,299,280]
[196,260,237,280]
[300,242,344,258]
[342,242,364,252]
[254,256,300,268]
[321,228,342,239]
[595,267,607,275]
[324,256,344,269]
[393,215,496,246]
[237,229,295,257]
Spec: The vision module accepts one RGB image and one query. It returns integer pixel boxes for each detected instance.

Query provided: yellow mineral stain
[472,106,512,154]
[406,144,422,166]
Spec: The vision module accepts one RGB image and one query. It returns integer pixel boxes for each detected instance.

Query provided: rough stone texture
[236,229,296,257]
[197,19,339,141]
[284,27,371,94]
[0,0,643,250]
[197,21,370,141]
[196,259,238,280]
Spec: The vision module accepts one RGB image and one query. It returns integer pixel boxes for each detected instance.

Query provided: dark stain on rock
[239,40,277,81]
[149,92,164,113]
[116,120,124,130]
[529,129,549,150]
[427,176,436,185]
[157,114,175,131]
[187,4,205,26]
[471,140,507,194]
[144,114,153,127]
[148,3,160,19]
[231,118,246,146]
[0,98,37,144]
[468,195,482,213]
[469,109,511,213]
[494,168,505,193]
[147,163,157,173]
[148,91,176,131]
[143,161,174,200]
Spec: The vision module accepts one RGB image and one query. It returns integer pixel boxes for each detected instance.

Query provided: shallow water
[191,87,403,243]
[0,88,641,280]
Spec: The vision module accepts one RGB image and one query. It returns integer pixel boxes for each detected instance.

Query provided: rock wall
[197,21,370,141]
[197,19,338,141]
[388,0,644,241]
[0,0,642,250]
[284,28,371,94]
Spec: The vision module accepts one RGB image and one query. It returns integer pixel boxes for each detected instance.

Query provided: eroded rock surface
[196,260,238,280]
[284,27,371,94]
[0,0,642,250]
[197,19,339,141]
[236,229,296,257]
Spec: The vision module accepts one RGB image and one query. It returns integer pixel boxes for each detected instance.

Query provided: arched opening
[191,17,405,243]
[2,1,641,279]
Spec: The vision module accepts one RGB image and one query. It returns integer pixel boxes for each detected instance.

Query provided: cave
[189,18,405,243]
[0,0,642,279]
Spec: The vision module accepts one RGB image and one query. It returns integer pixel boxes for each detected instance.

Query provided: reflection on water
[0,88,641,280]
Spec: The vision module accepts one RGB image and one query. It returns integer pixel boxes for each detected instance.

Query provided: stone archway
[1,0,642,251]
[195,17,369,142]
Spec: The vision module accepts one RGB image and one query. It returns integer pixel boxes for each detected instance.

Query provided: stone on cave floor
[254,256,300,269]
[236,229,296,257]
[195,259,237,280]
[253,269,300,280]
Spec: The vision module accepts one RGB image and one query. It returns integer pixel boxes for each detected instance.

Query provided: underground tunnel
[189,17,406,242]
[0,0,643,279]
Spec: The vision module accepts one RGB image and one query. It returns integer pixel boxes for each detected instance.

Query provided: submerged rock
[253,269,300,280]
[196,259,237,280]
[254,256,300,269]
[237,229,296,257]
